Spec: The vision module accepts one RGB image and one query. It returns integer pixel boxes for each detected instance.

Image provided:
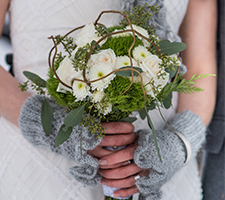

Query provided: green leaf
[41,99,53,136]
[54,124,73,147]
[119,117,137,123]
[91,40,101,53]
[162,92,172,109]
[145,109,162,162]
[139,109,147,120]
[157,40,187,55]
[115,66,143,77]
[64,104,85,130]
[23,71,47,87]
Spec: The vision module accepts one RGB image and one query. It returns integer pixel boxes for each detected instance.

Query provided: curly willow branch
[47,10,166,99]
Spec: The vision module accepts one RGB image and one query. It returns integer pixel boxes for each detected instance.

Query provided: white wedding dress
[0,0,203,199]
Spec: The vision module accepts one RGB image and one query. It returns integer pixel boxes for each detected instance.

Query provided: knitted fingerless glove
[134,110,206,200]
[19,95,102,186]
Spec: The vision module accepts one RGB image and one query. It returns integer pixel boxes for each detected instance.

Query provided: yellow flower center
[141,53,146,58]
[123,62,129,65]
[78,83,84,89]
[97,72,104,78]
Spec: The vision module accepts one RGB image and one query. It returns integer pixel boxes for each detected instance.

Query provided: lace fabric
[0,0,202,199]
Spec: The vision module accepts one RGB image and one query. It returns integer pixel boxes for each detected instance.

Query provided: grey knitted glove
[19,95,102,186]
[134,110,206,200]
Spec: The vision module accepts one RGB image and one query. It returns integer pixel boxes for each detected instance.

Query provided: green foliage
[155,40,187,55]
[101,35,143,56]
[64,104,85,131]
[158,74,215,106]
[105,76,147,112]
[107,25,125,33]
[120,3,159,35]
[41,99,53,136]
[80,113,105,138]
[54,35,77,54]
[46,54,77,107]
[55,125,73,147]
[95,24,110,37]
[115,66,143,77]
[23,71,47,87]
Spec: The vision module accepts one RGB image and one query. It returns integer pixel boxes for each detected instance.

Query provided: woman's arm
[178,0,217,126]
[0,0,30,126]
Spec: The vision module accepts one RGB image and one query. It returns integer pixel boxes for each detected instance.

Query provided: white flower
[115,55,138,69]
[72,80,91,102]
[141,72,154,96]
[138,55,169,96]
[111,29,130,37]
[97,102,112,115]
[87,63,116,91]
[91,90,105,103]
[88,49,116,68]
[125,24,149,39]
[133,46,152,61]
[67,71,91,101]
[139,54,162,75]
[74,23,102,47]
[56,56,78,93]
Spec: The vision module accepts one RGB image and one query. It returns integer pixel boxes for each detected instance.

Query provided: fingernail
[100,179,107,186]
[113,193,120,198]
[121,160,131,166]
[99,159,107,165]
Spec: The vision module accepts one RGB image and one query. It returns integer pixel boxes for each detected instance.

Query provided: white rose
[141,72,154,96]
[88,49,116,69]
[56,56,78,93]
[125,24,149,39]
[74,23,101,47]
[139,55,170,95]
[140,54,162,76]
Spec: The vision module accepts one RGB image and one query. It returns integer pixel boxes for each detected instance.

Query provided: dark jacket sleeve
[206,0,225,154]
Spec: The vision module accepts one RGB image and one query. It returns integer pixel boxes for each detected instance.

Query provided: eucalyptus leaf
[146,104,156,111]
[64,104,85,130]
[91,40,101,53]
[157,40,187,55]
[115,66,143,77]
[41,99,53,136]
[163,92,172,109]
[145,109,162,162]
[119,117,137,123]
[138,109,147,120]
[55,124,73,147]
[23,71,47,87]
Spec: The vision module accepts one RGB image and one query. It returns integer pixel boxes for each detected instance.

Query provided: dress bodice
[1,1,204,200]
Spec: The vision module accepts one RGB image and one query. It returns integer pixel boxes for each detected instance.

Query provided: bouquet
[19,4,213,200]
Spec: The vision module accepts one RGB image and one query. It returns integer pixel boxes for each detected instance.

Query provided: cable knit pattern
[19,95,102,186]
[134,111,206,200]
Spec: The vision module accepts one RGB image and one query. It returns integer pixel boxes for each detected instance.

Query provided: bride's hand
[98,145,149,198]
[88,121,136,161]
